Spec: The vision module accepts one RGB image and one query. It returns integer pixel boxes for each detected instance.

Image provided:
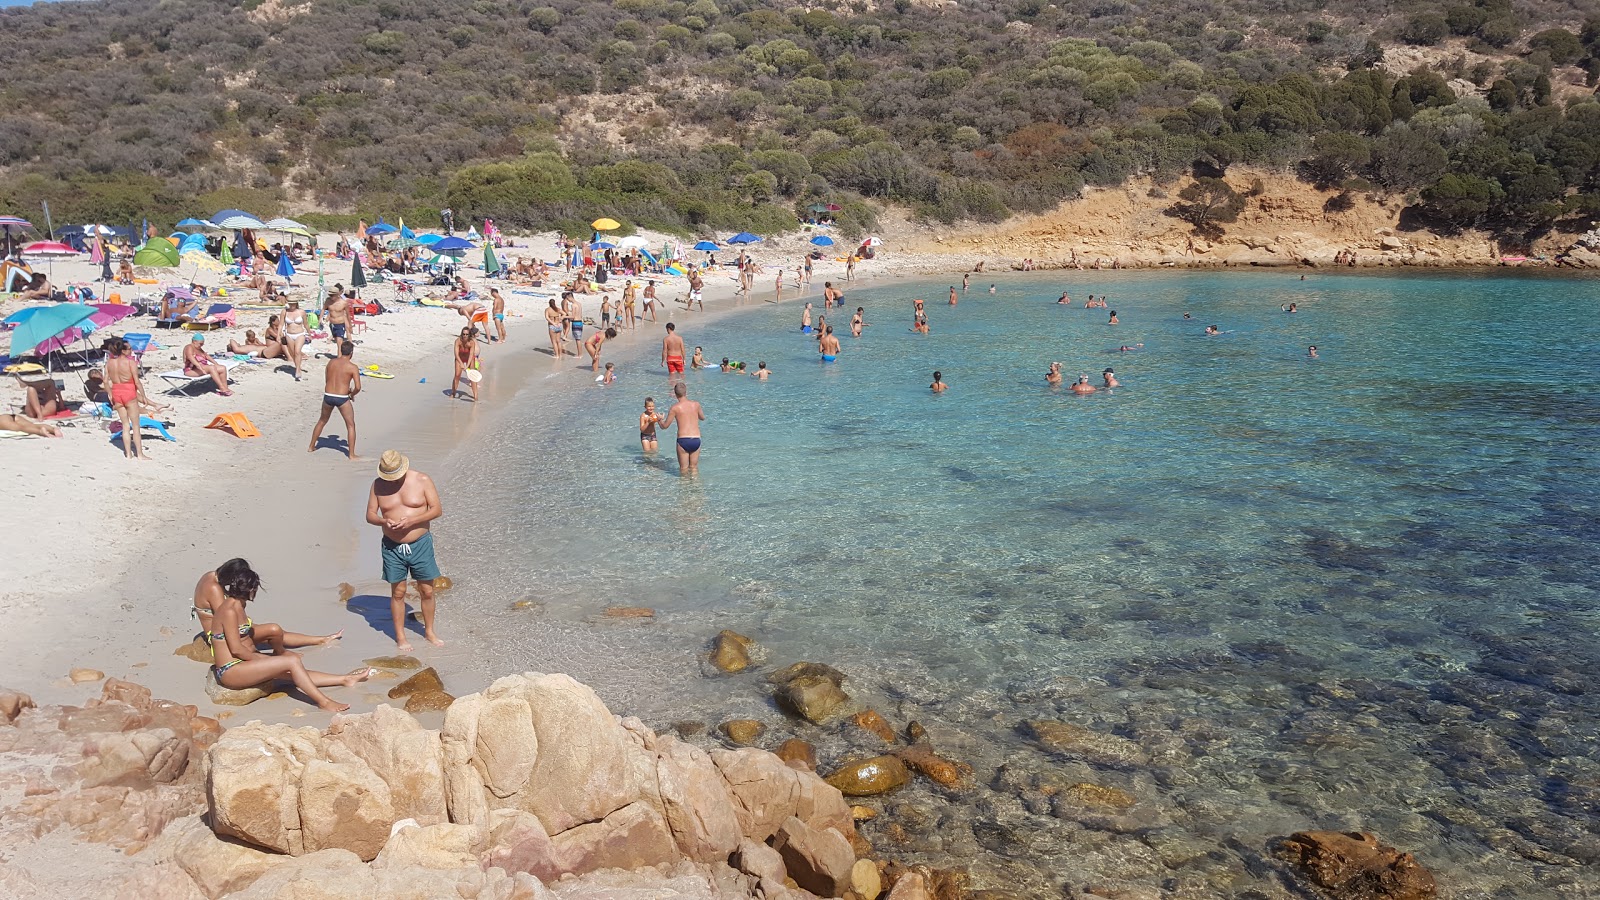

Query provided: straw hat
[377,450,409,481]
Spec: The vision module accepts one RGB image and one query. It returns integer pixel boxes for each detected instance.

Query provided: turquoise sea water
[445,270,1600,895]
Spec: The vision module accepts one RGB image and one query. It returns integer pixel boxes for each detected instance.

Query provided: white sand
[0,228,937,719]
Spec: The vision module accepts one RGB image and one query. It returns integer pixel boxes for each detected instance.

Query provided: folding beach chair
[156,359,243,395]
[95,403,176,443]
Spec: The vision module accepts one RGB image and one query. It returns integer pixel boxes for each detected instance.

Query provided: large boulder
[373,821,485,870]
[548,800,680,875]
[654,735,743,862]
[170,817,280,899]
[1276,830,1437,900]
[79,728,190,788]
[206,724,326,855]
[0,687,34,724]
[327,704,447,825]
[297,755,395,861]
[440,693,490,826]
[772,816,855,898]
[470,673,638,833]
[711,747,853,843]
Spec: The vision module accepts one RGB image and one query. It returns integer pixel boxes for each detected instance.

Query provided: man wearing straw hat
[366,450,445,652]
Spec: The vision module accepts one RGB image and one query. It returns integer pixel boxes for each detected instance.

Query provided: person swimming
[930,370,947,393]
[1284,303,1298,313]
[1046,362,1063,386]
[1102,368,1119,388]
[1071,375,1096,394]
[1308,345,1319,359]
[1205,325,1220,335]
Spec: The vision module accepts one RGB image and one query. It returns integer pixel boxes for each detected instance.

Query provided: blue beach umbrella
[431,236,473,252]
[177,218,209,230]
[6,304,96,356]
[692,240,719,251]
[590,241,617,250]
[727,232,762,244]
[367,220,397,236]
[810,235,835,246]
[276,253,296,278]
[417,233,444,245]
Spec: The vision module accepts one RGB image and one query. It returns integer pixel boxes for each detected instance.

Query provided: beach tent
[133,238,180,268]
[178,233,210,255]
[727,232,762,244]
[466,226,482,242]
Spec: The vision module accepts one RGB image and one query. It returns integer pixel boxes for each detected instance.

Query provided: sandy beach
[0,230,931,721]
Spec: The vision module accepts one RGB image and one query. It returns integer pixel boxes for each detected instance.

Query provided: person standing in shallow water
[656,382,705,477]
[366,450,445,653]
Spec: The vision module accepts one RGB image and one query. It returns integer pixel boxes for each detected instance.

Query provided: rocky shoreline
[0,639,1442,900]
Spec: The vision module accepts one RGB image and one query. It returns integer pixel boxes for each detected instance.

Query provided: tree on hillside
[1299,133,1372,188]
[1167,177,1245,234]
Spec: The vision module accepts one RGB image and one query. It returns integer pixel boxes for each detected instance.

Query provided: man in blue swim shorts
[819,325,840,362]
[656,382,705,477]
[366,450,445,652]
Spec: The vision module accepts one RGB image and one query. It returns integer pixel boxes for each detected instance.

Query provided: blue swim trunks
[381,531,441,584]
[821,354,837,362]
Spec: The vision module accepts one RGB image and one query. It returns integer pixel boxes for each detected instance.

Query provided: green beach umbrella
[132,237,179,268]
[484,242,500,276]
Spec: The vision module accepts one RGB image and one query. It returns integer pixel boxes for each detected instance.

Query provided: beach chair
[94,404,176,443]
[206,413,261,438]
[123,333,153,370]
[156,359,243,395]
[180,303,237,331]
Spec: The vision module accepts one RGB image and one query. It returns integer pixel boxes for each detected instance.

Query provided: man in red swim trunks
[661,322,686,383]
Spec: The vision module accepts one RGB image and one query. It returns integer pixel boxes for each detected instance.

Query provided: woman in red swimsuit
[103,336,149,460]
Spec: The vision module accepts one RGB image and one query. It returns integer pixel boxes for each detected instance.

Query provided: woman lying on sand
[196,559,366,713]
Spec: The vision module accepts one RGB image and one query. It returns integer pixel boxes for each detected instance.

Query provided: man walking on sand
[309,340,362,458]
[656,382,705,476]
[366,450,445,652]
[662,321,686,383]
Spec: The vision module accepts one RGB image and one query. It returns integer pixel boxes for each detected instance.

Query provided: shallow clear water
[444,270,1600,896]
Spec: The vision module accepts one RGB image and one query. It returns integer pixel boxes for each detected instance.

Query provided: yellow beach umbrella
[183,250,226,273]
[591,218,621,231]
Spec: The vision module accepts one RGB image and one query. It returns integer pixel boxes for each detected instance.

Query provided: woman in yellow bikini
[199,559,371,713]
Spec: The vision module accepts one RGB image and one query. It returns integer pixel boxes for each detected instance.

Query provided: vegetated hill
[0,0,1598,243]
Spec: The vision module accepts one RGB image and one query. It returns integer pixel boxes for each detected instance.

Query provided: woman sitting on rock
[199,559,370,713]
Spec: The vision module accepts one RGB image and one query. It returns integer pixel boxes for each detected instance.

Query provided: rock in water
[906,720,928,743]
[365,655,423,670]
[825,755,910,796]
[894,745,968,788]
[604,607,656,619]
[404,690,456,713]
[768,662,846,687]
[851,710,896,742]
[1023,719,1149,768]
[1057,783,1137,809]
[721,719,766,745]
[776,738,818,770]
[1277,831,1437,900]
[387,667,444,699]
[778,675,851,724]
[434,575,453,591]
[711,630,754,673]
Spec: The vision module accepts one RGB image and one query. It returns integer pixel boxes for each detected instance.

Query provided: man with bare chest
[366,450,445,652]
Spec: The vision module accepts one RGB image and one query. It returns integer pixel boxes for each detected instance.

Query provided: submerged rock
[721,719,766,745]
[776,738,818,770]
[1023,719,1149,768]
[894,745,968,789]
[825,755,911,796]
[1276,830,1437,900]
[403,690,456,713]
[768,662,847,687]
[711,630,755,674]
[1057,782,1137,809]
[603,606,656,619]
[852,710,896,743]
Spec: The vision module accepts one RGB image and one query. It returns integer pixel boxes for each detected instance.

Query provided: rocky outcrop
[0,680,215,856]
[1276,830,1437,900]
[195,671,859,898]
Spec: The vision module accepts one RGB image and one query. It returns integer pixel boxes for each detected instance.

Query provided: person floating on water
[930,371,947,393]
[1057,292,1071,305]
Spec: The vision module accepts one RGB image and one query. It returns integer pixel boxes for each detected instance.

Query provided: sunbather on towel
[0,413,60,437]
[190,558,342,656]
[15,374,62,418]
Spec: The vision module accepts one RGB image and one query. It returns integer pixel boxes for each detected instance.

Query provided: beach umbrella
[5,304,96,357]
[265,217,308,231]
[484,242,501,276]
[810,235,835,246]
[21,241,77,257]
[618,235,650,249]
[590,240,617,250]
[133,238,180,268]
[388,236,427,250]
[692,240,719,251]
[367,220,397,236]
[350,255,367,289]
[727,232,762,244]
[213,214,266,230]
[177,218,209,230]
[860,236,883,246]
[399,222,416,241]
[99,253,114,298]
[0,215,32,229]
[183,249,226,275]
[591,217,621,231]
[276,253,296,279]
[805,202,831,213]
[432,236,473,252]
[416,233,443,245]
[89,303,136,329]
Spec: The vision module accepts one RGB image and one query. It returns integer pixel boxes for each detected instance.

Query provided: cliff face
[898,170,1546,270]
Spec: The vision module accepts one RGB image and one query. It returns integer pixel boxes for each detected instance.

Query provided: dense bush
[0,0,1589,243]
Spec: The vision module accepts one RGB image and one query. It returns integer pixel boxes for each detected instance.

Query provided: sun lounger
[156,359,243,395]
[94,403,176,443]
[123,333,153,368]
